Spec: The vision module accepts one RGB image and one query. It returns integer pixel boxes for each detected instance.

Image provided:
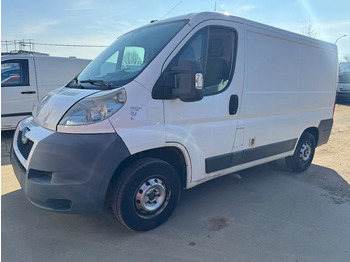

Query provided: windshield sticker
[130,106,146,121]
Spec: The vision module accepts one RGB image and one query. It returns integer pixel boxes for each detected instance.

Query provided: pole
[335,35,347,45]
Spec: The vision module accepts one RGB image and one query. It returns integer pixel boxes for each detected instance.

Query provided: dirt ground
[313,102,350,183]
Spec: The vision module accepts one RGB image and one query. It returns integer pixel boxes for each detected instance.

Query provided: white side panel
[110,81,165,154]
[297,45,337,135]
[35,57,91,99]
[241,28,301,149]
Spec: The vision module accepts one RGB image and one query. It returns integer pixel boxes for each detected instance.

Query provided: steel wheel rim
[299,142,312,163]
[135,177,169,217]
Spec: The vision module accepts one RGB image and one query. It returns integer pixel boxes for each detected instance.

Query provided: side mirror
[171,60,204,102]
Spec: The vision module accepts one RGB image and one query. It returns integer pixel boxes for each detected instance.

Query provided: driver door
[162,21,245,183]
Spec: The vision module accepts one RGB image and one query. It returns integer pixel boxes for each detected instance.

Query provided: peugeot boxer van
[11,12,338,231]
[1,54,91,130]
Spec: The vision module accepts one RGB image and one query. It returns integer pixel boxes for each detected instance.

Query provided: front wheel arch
[109,146,188,188]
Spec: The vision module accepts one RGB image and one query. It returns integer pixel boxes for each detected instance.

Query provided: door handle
[21,91,36,94]
[229,95,239,115]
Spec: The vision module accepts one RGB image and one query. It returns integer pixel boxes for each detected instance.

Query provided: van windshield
[72,20,188,89]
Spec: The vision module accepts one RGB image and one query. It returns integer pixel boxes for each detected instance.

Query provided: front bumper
[11,118,130,213]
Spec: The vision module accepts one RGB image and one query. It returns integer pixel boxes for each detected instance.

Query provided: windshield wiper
[66,76,85,89]
[79,79,111,90]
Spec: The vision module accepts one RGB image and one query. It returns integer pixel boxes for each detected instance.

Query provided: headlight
[59,88,126,126]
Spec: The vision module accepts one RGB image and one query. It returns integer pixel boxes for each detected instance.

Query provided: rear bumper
[317,118,333,147]
[11,118,130,213]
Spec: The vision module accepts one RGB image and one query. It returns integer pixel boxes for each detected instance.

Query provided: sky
[1,0,350,60]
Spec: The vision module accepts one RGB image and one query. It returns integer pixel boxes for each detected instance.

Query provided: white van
[1,54,91,130]
[11,12,338,231]
[337,62,350,100]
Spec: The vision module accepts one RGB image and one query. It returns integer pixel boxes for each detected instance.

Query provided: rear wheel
[285,133,316,172]
[112,158,181,231]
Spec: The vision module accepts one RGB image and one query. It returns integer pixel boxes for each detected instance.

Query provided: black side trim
[317,118,333,146]
[205,153,232,173]
[2,112,32,118]
[205,138,297,173]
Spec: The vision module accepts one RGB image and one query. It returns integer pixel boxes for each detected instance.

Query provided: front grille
[17,130,34,160]
[13,149,27,174]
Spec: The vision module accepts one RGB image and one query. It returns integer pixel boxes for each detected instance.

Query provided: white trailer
[11,12,338,231]
[1,54,91,130]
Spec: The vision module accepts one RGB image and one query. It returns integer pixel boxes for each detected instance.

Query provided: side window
[166,26,237,96]
[1,59,29,87]
[164,28,207,92]
[204,27,237,96]
[177,31,205,67]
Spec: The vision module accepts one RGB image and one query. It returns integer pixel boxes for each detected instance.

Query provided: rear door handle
[229,95,239,115]
[21,91,36,94]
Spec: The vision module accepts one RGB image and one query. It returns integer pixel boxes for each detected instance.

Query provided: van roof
[155,11,336,50]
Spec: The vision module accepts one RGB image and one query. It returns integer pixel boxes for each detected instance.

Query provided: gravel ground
[313,102,350,183]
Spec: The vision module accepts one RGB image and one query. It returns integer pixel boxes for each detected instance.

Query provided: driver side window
[166,26,237,96]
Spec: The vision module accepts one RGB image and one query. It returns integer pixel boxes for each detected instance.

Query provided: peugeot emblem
[21,127,30,144]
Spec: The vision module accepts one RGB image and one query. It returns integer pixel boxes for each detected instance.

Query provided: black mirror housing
[172,60,204,102]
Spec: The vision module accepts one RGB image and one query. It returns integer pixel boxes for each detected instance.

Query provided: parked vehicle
[11,12,338,231]
[1,54,91,130]
[337,62,350,101]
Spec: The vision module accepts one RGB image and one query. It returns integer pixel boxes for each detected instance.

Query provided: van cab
[11,12,338,231]
[1,54,91,130]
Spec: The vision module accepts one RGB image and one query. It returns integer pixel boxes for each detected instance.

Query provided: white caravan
[1,54,91,130]
[11,12,338,231]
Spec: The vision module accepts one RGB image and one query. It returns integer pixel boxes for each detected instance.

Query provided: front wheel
[285,133,316,172]
[112,158,181,231]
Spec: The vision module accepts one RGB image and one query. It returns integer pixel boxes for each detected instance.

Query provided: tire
[285,133,316,172]
[112,158,181,231]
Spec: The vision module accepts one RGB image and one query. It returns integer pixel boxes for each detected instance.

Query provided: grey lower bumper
[11,131,130,213]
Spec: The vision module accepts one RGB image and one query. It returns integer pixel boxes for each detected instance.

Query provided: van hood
[32,87,100,130]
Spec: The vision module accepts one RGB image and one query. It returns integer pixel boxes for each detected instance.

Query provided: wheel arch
[109,146,189,190]
[301,127,319,146]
